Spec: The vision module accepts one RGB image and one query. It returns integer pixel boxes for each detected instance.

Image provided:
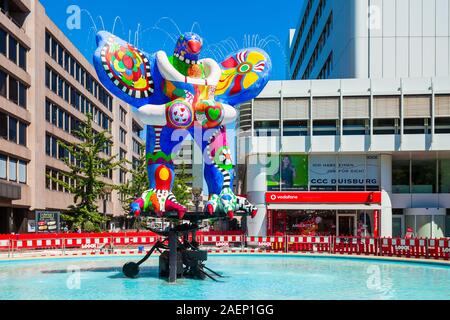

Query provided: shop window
[343,119,368,136]
[373,118,399,135]
[313,120,338,136]
[446,210,450,237]
[254,121,280,137]
[392,159,410,193]
[283,120,308,136]
[432,215,445,238]
[416,215,432,238]
[411,159,436,193]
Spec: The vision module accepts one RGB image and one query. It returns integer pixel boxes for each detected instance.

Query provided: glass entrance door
[337,214,357,236]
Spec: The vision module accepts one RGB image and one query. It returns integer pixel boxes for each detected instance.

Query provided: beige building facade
[0,0,144,233]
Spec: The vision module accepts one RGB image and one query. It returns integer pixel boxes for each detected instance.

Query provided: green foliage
[172,162,193,207]
[117,143,149,213]
[47,114,124,231]
[83,221,99,233]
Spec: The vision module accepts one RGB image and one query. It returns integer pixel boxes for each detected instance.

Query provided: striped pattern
[206,126,231,189]
[100,37,154,98]
[153,126,163,152]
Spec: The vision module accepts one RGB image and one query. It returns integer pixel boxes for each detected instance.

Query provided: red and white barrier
[246,236,285,251]
[287,236,331,253]
[200,235,243,247]
[0,238,10,251]
[380,238,428,258]
[14,238,63,250]
[334,237,379,256]
[428,238,450,260]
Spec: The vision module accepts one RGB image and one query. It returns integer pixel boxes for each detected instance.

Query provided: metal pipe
[168,231,178,283]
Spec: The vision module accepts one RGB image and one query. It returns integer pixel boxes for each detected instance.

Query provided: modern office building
[238,78,450,238]
[0,0,144,234]
[288,0,450,80]
[236,0,450,238]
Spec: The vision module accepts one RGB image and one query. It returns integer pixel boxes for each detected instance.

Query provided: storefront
[265,192,381,237]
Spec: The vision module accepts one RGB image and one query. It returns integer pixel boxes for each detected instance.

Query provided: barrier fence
[0,232,448,260]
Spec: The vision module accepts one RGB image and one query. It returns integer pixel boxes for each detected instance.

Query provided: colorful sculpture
[93,31,271,220]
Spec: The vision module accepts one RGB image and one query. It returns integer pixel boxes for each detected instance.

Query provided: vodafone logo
[270,194,277,201]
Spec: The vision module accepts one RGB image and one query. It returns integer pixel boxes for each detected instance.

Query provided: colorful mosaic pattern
[216,50,267,96]
[100,36,154,99]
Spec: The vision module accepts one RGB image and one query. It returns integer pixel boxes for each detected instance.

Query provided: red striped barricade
[246,236,285,251]
[199,235,243,248]
[287,236,331,253]
[0,236,11,252]
[334,237,361,255]
[112,234,159,248]
[358,237,379,256]
[63,235,111,250]
[380,238,426,258]
[14,237,64,251]
[428,238,450,260]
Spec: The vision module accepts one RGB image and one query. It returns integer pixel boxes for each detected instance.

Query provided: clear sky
[39,0,305,80]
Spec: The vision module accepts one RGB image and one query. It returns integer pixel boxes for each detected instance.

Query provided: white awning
[267,204,382,210]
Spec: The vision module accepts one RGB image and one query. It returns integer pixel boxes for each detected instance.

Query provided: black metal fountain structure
[122,209,242,283]
[123,187,252,283]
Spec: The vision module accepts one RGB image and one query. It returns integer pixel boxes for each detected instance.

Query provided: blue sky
[39,0,304,80]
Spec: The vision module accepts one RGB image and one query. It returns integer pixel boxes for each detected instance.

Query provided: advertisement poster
[337,155,366,191]
[266,155,308,191]
[35,211,60,233]
[280,155,308,191]
[309,155,337,191]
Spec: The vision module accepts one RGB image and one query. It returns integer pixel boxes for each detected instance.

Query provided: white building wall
[289,0,450,79]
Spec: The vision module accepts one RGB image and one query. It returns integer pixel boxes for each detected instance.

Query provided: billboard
[266,155,308,191]
[267,154,380,191]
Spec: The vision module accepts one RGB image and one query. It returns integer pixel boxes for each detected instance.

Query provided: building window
[8,117,17,143]
[343,119,368,136]
[435,118,450,134]
[9,158,17,182]
[404,118,430,134]
[313,120,338,136]
[0,155,6,180]
[412,159,436,193]
[392,159,410,194]
[18,160,26,183]
[8,77,18,104]
[18,122,26,146]
[18,45,26,70]
[439,159,450,193]
[0,112,6,139]
[283,120,308,136]
[8,36,17,64]
[373,119,399,135]
[18,82,26,108]
[120,148,127,160]
[119,128,127,144]
[0,28,6,55]
[120,107,127,124]
[0,70,6,98]
[254,121,280,136]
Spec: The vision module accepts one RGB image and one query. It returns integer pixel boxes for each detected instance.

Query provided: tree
[172,162,193,207]
[47,114,123,231]
[117,142,149,214]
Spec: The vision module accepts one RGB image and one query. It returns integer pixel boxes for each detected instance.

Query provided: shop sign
[265,192,382,204]
[35,211,60,233]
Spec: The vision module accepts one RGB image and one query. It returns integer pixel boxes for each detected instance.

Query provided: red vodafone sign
[265,192,382,204]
